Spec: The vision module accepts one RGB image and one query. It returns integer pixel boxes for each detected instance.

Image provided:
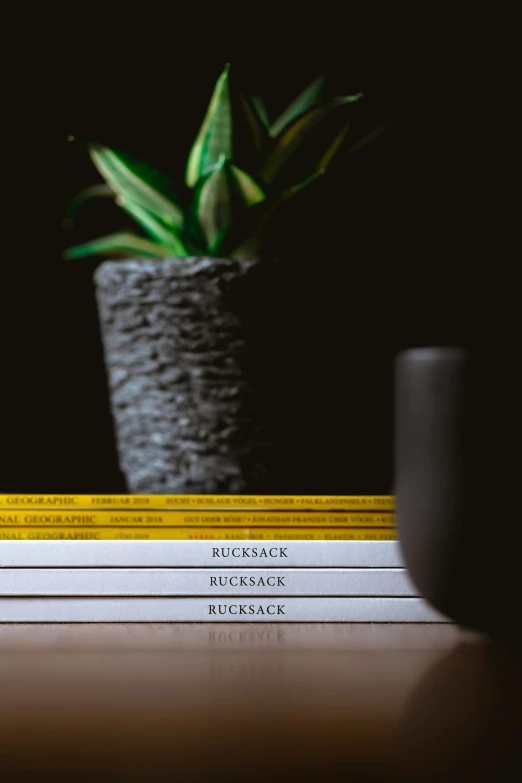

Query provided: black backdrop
[1,8,494,493]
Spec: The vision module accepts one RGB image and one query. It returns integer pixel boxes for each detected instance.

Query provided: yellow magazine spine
[0,527,397,541]
[0,511,395,527]
[0,494,395,510]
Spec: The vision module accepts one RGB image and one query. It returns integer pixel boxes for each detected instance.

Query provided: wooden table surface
[0,623,520,782]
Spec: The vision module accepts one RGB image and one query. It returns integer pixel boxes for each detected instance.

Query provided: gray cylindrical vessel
[94,256,270,494]
[394,346,520,642]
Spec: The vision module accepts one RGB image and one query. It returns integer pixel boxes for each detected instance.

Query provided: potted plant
[65,65,385,493]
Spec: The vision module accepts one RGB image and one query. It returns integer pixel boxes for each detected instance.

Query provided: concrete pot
[94,256,271,494]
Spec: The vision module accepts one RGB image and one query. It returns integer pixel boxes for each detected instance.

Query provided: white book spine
[0,568,418,596]
[0,540,403,568]
[0,597,447,623]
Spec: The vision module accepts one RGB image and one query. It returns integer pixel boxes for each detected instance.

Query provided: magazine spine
[0,494,395,510]
[0,527,396,541]
[0,540,403,567]
[0,510,394,527]
[0,597,447,623]
[0,567,417,596]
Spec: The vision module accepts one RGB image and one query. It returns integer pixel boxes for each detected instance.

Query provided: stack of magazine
[0,494,447,623]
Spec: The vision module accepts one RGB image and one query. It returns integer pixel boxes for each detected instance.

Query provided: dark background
[1,8,500,493]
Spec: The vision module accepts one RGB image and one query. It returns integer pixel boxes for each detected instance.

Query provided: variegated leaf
[89,146,184,229]
[63,232,173,260]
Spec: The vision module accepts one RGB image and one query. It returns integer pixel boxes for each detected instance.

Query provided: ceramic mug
[394,346,520,642]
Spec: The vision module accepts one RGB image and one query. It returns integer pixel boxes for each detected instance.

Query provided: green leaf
[343,120,393,157]
[240,94,267,150]
[317,119,352,171]
[195,158,266,252]
[89,146,184,229]
[229,164,266,206]
[215,170,324,258]
[116,198,188,255]
[269,76,325,138]
[185,65,233,188]
[63,233,173,260]
[280,169,326,197]
[63,184,114,228]
[185,65,265,189]
[195,156,235,250]
[212,198,269,258]
[260,96,362,185]
[251,95,271,129]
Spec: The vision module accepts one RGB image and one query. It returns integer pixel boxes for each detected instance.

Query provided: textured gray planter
[94,257,271,494]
